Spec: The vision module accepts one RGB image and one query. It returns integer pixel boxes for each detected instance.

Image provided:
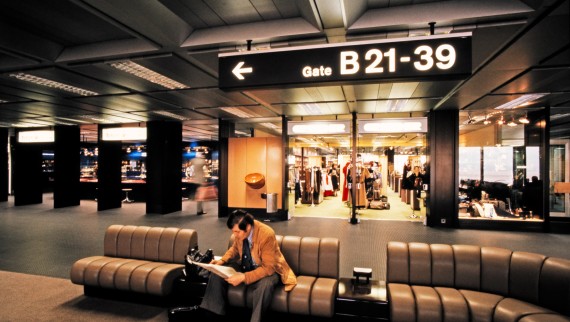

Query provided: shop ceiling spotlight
[518,114,530,124]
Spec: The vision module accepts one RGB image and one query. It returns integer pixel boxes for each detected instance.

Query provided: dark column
[0,128,7,202]
[350,112,358,224]
[146,121,182,214]
[427,110,459,227]
[97,126,122,211]
[281,116,289,220]
[14,131,43,206]
[526,108,549,229]
[54,126,80,208]
[218,119,234,218]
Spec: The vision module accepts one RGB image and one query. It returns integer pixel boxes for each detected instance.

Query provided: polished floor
[2,193,570,283]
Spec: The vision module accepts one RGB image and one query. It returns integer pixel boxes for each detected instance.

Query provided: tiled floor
[2,193,570,282]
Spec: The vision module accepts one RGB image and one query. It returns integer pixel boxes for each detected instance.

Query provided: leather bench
[227,235,340,317]
[387,241,570,322]
[70,224,197,297]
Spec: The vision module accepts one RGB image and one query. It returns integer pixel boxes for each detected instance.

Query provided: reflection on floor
[292,186,424,222]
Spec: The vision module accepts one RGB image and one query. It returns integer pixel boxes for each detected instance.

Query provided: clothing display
[347,165,370,208]
[301,167,323,204]
[342,162,351,202]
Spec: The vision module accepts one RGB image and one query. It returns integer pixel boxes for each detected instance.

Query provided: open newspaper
[187,257,239,279]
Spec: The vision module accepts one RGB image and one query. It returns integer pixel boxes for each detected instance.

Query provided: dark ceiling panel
[149,88,258,108]
[280,102,350,116]
[0,0,130,47]
[494,67,570,94]
[0,101,93,118]
[129,108,212,121]
[74,94,182,113]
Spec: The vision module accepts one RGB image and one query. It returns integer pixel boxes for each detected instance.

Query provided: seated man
[183,210,297,322]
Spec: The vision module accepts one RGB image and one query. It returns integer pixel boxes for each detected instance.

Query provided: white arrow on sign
[232,61,252,80]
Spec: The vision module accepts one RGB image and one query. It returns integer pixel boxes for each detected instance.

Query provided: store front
[286,116,428,223]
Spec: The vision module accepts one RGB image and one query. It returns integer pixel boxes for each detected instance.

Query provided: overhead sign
[219,33,471,90]
[359,118,428,133]
[288,120,351,135]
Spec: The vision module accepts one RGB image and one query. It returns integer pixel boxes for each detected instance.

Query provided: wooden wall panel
[228,137,284,210]
[246,138,267,209]
[228,138,247,207]
[266,137,283,208]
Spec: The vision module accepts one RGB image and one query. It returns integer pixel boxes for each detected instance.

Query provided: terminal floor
[2,194,570,283]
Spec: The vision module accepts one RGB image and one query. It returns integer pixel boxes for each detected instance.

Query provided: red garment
[342,162,350,202]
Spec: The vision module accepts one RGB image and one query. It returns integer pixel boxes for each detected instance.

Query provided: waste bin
[265,193,278,213]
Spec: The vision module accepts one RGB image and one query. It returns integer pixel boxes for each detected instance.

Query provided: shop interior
[288,130,428,222]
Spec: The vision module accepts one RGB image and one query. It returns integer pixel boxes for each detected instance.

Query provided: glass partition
[459,111,544,222]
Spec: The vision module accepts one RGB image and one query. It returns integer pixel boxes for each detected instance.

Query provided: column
[97,126,122,211]
[427,110,459,227]
[146,120,182,214]
[218,119,234,218]
[54,125,80,208]
[0,128,7,202]
[14,130,43,206]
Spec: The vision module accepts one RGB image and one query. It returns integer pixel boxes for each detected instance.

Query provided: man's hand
[210,259,224,265]
[226,272,245,286]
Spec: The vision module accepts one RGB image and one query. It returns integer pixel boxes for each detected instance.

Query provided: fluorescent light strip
[260,122,279,129]
[9,73,99,96]
[109,61,188,90]
[494,93,548,110]
[0,99,7,103]
[220,107,258,118]
[152,110,188,120]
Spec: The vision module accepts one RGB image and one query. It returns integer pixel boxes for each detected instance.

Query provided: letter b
[340,51,359,75]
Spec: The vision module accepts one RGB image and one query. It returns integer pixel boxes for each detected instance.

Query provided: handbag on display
[184,247,214,281]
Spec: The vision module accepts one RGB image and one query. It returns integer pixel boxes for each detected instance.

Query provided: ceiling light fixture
[507,118,517,127]
[497,115,505,125]
[109,61,188,90]
[483,114,491,125]
[518,114,530,124]
[220,107,259,118]
[494,93,548,110]
[9,72,99,96]
[152,110,188,121]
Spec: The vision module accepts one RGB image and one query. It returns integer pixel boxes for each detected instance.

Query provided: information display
[219,33,471,90]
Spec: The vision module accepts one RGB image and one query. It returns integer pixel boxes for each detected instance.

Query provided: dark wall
[97,126,122,211]
[54,126,80,208]
[146,121,182,214]
[0,129,7,202]
[427,110,459,227]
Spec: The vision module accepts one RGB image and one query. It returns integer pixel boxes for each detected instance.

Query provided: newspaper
[187,256,239,279]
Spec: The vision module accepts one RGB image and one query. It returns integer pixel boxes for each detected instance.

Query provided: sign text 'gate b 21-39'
[218,33,472,91]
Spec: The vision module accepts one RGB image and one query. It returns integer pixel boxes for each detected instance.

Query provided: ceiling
[0,0,569,145]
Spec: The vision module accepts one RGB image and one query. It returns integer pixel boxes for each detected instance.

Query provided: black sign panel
[219,34,471,90]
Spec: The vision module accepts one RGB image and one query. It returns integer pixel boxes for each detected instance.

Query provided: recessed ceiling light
[9,72,99,96]
[109,61,188,90]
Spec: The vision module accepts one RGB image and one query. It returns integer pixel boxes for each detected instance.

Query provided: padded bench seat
[70,225,197,297]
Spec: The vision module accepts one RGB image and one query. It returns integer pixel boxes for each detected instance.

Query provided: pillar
[427,110,459,227]
[146,120,182,214]
[54,126,80,208]
[97,126,122,211]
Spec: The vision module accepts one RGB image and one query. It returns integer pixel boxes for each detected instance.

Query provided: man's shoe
[197,211,206,215]
[168,305,203,321]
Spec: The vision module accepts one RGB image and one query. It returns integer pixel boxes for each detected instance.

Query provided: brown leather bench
[70,225,197,297]
[387,241,570,322]
[227,235,340,318]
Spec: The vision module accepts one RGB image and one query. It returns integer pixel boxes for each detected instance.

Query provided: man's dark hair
[227,209,254,230]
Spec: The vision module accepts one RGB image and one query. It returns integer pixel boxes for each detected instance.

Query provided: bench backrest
[228,234,340,278]
[387,241,570,316]
[103,225,198,264]
[277,235,339,279]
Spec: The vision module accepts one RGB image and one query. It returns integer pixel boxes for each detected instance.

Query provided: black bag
[184,247,214,281]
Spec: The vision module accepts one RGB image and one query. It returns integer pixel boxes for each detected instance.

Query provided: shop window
[459,113,544,222]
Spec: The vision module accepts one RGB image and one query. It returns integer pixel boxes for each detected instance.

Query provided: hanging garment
[342,162,351,202]
[348,166,370,207]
